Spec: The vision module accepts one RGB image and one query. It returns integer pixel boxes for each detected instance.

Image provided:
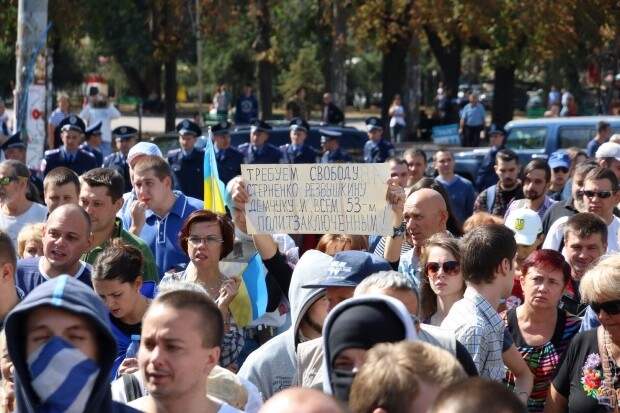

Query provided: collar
[145,191,187,220]
[62,147,78,156]
[181,148,194,157]
[463,286,504,333]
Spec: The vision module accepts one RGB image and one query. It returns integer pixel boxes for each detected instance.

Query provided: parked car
[453,116,620,181]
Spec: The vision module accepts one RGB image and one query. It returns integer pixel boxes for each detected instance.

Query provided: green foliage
[278,42,325,104]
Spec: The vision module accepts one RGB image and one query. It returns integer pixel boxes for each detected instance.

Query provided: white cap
[127,142,163,165]
[595,142,620,161]
[505,208,543,246]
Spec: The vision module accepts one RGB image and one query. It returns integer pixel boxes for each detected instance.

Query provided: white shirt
[543,215,620,253]
[79,104,121,143]
[0,202,47,246]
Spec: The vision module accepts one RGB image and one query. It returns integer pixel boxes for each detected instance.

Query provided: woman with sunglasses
[502,250,581,412]
[161,209,243,371]
[546,254,620,412]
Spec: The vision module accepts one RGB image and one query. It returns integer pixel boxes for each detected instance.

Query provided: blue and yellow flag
[203,136,227,214]
[225,253,268,327]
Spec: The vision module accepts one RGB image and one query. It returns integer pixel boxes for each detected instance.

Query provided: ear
[500,257,511,276]
[204,346,221,374]
[0,262,14,282]
[134,275,143,291]
[164,176,173,190]
[112,196,124,214]
[372,408,388,413]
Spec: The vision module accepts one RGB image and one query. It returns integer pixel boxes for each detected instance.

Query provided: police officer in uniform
[42,115,98,176]
[238,119,282,164]
[320,129,352,163]
[103,126,138,193]
[363,116,395,163]
[80,121,104,166]
[212,120,243,184]
[1,131,44,201]
[279,117,319,164]
[167,119,204,200]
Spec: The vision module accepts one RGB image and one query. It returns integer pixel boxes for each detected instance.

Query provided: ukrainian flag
[221,253,268,327]
[203,135,227,214]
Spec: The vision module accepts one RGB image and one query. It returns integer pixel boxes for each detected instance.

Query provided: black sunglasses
[553,167,569,174]
[425,261,460,277]
[583,190,615,199]
[591,300,620,315]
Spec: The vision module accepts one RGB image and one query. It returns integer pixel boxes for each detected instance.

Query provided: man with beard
[474,149,523,217]
[504,159,556,219]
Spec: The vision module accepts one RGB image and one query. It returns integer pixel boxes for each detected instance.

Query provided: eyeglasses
[0,176,18,186]
[187,235,224,246]
[582,190,615,199]
[425,261,460,277]
[553,167,569,174]
[590,299,620,315]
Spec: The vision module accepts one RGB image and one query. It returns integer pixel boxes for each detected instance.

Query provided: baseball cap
[548,151,571,170]
[505,208,543,246]
[302,250,391,289]
[595,142,620,161]
[127,142,163,165]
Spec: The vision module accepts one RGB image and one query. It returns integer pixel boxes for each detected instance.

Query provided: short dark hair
[179,209,235,259]
[93,239,143,284]
[43,166,80,194]
[521,249,571,284]
[403,148,427,164]
[80,168,125,202]
[0,230,17,269]
[584,166,618,191]
[574,160,598,179]
[1,160,30,178]
[495,148,519,165]
[133,155,173,183]
[431,378,526,413]
[523,158,551,182]
[564,213,608,245]
[598,120,611,133]
[151,288,224,348]
[461,224,516,284]
[433,148,453,162]
[386,157,408,167]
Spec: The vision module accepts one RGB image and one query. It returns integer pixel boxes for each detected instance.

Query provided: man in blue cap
[167,119,204,200]
[80,121,104,166]
[1,131,44,198]
[363,117,394,163]
[238,119,282,164]
[42,115,98,176]
[280,118,319,164]
[212,120,244,184]
[320,129,351,163]
[547,150,571,201]
[104,126,138,193]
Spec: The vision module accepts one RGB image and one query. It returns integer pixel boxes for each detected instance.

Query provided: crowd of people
[0,105,618,413]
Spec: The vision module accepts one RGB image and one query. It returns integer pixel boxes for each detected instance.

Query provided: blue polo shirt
[124,191,202,278]
[15,257,93,296]
[460,103,486,127]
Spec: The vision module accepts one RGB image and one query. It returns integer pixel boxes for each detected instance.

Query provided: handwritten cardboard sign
[241,163,391,235]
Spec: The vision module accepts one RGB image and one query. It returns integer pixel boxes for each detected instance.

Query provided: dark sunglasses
[583,190,615,199]
[425,261,460,277]
[591,300,620,315]
[553,167,569,174]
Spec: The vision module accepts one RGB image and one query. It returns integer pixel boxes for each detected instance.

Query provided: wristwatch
[392,222,406,238]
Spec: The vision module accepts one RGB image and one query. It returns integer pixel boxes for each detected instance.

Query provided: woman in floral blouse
[545,254,620,412]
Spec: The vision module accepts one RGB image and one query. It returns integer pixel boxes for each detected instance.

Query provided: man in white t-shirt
[0,160,47,246]
[79,95,121,158]
[543,166,620,253]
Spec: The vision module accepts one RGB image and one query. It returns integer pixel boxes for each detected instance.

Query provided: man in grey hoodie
[238,249,332,400]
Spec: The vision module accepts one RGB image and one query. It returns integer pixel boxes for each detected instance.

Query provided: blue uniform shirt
[321,148,352,163]
[363,139,395,163]
[15,256,93,296]
[167,148,205,200]
[80,143,103,166]
[43,147,99,176]
[123,191,202,278]
[238,142,282,164]
[103,152,132,193]
[460,103,486,126]
[279,143,319,164]
[215,146,244,184]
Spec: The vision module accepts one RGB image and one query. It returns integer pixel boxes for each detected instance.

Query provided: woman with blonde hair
[16,223,44,258]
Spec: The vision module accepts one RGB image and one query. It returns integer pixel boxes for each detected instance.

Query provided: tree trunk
[381,39,408,131]
[403,34,421,142]
[254,0,273,119]
[491,63,515,129]
[424,25,461,98]
[164,55,177,132]
[330,1,348,111]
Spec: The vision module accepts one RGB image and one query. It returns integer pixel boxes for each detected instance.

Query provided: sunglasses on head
[0,176,18,186]
[591,299,620,315]
[583,190,615,199]
[553,167,569,174]
[425,261,460,277]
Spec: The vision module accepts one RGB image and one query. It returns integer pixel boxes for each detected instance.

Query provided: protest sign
[241,163,392,235]
[432,123,461,145]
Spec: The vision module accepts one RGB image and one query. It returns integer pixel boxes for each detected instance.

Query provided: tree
[279,42,325,107]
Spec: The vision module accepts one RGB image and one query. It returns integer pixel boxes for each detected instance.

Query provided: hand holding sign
[386,176,406,227]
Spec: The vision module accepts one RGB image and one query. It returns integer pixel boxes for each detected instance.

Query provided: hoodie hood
[322,295,417,396]
[5,275,119,413]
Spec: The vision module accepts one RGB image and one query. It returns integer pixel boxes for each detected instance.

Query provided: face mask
[28,336,100,413]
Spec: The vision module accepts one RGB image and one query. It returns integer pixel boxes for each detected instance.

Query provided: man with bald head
[385,187,448,289]
[15,204,93,295]
[259,388,344,413]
